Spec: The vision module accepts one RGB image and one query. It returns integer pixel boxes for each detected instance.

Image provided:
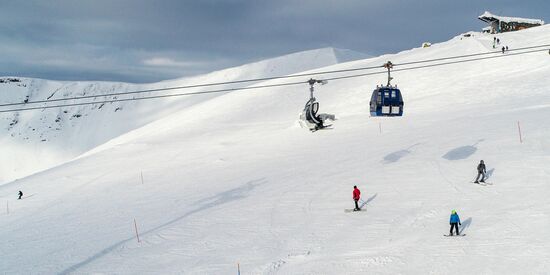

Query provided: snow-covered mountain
[1,26,550,274]
[0,47,365,184]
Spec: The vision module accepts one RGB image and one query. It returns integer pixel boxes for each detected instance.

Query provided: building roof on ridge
[478,11,544,25]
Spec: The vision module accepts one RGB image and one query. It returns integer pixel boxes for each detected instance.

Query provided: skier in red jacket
[352,186,361,211]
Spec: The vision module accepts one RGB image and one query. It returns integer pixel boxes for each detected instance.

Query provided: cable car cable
[324,47,549,82]
[0,81,305,113]
[394,43,550,67]
[1,46,549,113]
[2,43,549,108]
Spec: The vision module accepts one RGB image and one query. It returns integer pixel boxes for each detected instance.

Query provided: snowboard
[444,234,466,237]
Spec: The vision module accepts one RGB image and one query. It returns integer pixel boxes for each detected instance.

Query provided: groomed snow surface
[0,47,367,185]
[1,26,550,274]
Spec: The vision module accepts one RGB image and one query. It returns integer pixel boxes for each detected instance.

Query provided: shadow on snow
[360,193,378,208]
[460,217,472,235]
[383,143,420,163]
[59,178,266,274]
[442,140,484,161]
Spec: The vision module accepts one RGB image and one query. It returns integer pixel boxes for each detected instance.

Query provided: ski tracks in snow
[58,179,266,274]
[262,174,340,274]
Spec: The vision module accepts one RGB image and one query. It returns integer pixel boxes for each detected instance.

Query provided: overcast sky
[1,0,548,83]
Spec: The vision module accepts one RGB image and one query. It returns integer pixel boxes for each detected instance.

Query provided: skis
[444,234,466,237]
[344,208,366,213]
[344,198,368,213]
[310,125,333,132]
[471,181,493,186]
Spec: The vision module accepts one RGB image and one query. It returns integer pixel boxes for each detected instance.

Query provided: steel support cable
[2,43,549,108]
[0,81,305,113]
[0,47,549,113]
[324,47,549,82]
[394,43,550,67]
[0,64,384,107]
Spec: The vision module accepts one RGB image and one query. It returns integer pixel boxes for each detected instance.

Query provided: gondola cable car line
[0,80,306,113]
[0,65,386,108]
[2,43,549,109]
[322,46,550,82]
[0,46,549,114]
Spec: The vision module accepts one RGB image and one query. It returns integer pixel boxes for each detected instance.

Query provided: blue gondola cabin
[370,86,404,116]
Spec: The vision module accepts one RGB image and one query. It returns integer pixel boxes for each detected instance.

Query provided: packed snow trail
[1,26,550,274]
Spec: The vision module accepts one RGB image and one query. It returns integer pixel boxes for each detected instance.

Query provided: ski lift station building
[479,11,544,34]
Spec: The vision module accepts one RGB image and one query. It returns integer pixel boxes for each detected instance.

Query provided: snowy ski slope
[1,26,550,274]
[0,47,366,185]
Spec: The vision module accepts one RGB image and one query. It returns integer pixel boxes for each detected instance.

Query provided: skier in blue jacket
[449,210,461,236]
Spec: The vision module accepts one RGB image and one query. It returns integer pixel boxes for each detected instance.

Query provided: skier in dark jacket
[18,190,23,200]
[352,186,361,211]
[475,160,486,183]
[449,210,461,236]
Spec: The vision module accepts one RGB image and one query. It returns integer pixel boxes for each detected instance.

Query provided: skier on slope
[352,186,361,211]
[18,190,23,200]
[449,210,462,236]
[474,160,486,183]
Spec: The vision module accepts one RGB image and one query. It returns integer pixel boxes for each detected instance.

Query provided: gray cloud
[1,0,548,83]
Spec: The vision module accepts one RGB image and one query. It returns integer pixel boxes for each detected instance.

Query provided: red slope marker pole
[134,218,141,243]
[517,121,523,143]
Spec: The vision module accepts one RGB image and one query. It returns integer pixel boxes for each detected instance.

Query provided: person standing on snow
[475,160,486,183]
[449,210,462,236]
[18,190,23,200]
[352,186,361,211]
